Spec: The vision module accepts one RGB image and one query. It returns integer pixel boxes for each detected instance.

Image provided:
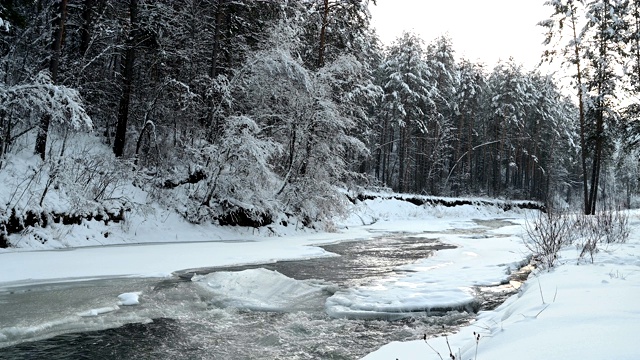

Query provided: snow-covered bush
[237,41,368,225]
[182,115,281,224]
[208,115,279,204]
[56,151,134,206]
[0,71,92,163]
[0,71,92,129]
[0,130,135,243]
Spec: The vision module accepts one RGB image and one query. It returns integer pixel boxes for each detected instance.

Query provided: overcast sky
[369,0,550,70]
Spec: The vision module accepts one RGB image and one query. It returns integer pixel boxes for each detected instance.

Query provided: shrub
[524,206,574,269]
[525,203,630,268]
[574,206,629,263]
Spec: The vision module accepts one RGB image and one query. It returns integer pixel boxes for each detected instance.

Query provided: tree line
[0,0,639,225]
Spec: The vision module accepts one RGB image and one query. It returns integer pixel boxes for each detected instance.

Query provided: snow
[362,214,640,360]
[0,238,334,287]
[192,268,332,312]
[0,196,527,287]
[117,292,140,306]
[1,193,639,360]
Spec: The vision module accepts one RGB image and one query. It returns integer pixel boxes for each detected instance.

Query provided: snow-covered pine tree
[581,0,627,213]
[376,31,435,192]
[422,35,458,194]
[526,72,579,201]
[541,0,627,213]
[297,0,375,69]
[487,60,535,197]
[449,59,486,195]
[541,0,592,212]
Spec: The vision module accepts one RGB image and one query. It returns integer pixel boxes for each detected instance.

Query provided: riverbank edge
[362,210,640,360]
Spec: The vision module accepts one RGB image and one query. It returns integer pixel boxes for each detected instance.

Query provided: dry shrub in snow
[524,207,574,269]
[574,207,629,263]
[525,204,630,268]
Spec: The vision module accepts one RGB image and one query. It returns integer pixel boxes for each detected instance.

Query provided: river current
[0,220,524,359]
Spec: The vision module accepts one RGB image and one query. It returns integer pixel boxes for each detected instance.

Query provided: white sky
[369,0,551,70]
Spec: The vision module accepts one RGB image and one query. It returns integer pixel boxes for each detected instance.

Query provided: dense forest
[1,0,640,230]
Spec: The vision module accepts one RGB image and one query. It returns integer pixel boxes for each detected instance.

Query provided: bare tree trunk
[35,0,68,161]
[135,120,155,166]
[0,109,7,162]
[635,1,640,91]
[113,0,138,158]
[207,0,225,142]
[398,125,406,193]
[317,0,329,68]
[569,8,590,214]
[375,115,388,181]
[210,0,225,79]
[586,0,612,214]
[467,113,473,191]
[79,0,94,56]
[453,113,463,195]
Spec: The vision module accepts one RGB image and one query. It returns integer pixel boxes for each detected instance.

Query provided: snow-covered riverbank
[363,210,640,360]
[0,196,528,286]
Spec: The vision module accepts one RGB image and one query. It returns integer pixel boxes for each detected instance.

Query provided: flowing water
[0,220,524,359]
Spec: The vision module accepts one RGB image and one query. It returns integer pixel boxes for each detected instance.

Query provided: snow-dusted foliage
[226,23,370,224]
[186,115,281,223]
[0,72,92,159]
[2,0,640,237]
[1,72,92,129]
[0,5,9,32]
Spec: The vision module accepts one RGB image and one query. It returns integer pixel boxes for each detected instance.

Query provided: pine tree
[376,31,434,192]
[540,0,627,213]
[423,35,458,194]
[581,0,627,213]
[448,59,486,194]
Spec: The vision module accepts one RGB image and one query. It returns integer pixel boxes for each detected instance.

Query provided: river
[0,219,526,359]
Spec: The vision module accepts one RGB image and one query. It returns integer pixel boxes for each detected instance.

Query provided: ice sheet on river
[192,268,333,312]
[326,232,528,319]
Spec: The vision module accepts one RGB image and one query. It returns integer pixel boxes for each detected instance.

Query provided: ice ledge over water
[326,286,477,319]
[325,233,527,319]
[192,268,333,312]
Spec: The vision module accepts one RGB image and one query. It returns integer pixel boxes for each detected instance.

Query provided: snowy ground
[363,211,640,360]
[1,196,639,359]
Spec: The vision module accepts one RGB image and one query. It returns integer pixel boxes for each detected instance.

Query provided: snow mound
[117,292,141,306]
[192,268,331,312]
